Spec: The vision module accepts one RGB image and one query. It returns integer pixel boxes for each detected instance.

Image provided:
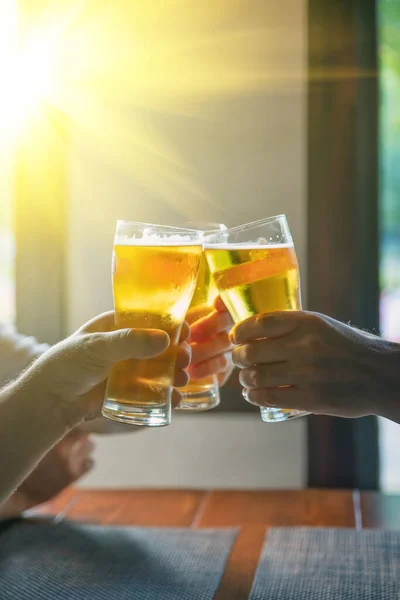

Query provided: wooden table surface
[40,489,400,600]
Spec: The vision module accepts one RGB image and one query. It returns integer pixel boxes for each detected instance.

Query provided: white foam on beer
[115,233,202,246]
[204,242,294,250]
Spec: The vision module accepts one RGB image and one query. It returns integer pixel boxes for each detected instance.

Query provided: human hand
[28,312,191,428]
[188,297,235,387]
[231,311,398,419]
[15,431,95,510]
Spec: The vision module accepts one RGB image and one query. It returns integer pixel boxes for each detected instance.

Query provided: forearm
[0,374,74,505]
[379,393,400,425]
[371,341,400,425]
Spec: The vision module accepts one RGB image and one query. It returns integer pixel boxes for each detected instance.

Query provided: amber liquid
[205,244,301,323]
[106,243,202,408]
[206,244,302,420]
[178,253,218,403]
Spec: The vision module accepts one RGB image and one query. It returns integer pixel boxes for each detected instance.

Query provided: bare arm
[0,375,72,505]
[0,313,175,504]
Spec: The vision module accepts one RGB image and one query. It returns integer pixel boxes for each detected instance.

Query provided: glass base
[175,386,220,412]
[102,398,171,426]
[260,407,310,423]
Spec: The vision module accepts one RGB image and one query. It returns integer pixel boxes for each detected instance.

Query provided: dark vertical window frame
[307,0,380,489]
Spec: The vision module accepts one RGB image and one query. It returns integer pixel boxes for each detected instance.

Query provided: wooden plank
[42,489,206,527]
[31,487,77,518]
[33,489,400,600]
[213,525,265,600]
[197,490,356,528]
[360,492,400,529]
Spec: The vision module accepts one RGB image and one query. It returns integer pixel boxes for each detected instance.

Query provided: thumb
[89,328,170,364]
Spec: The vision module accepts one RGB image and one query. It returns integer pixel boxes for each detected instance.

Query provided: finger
[76,435,95,456]
[172,388,183,409]
[175,342,191,370]
[191,332,234,365]
[179,321,190,342]
[242,386,306,409]
[231,311,305,344]
[70,436,94,459]
[188,351,233,380]
[232,339,289,368]
[71,457,94,479]
[214,296,228,312]
[190,310,234,343]
[77,311,115,335]
[70,451,95,479]
[58,431,88,458]
[239,363,295,389]
[82,458,95,474]
[79,313,190,344]
[82,381,107,422]
[89,328,170,363]
[173,367,190,388]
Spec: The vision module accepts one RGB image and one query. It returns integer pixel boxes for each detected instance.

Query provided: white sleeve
[0,324,50,387]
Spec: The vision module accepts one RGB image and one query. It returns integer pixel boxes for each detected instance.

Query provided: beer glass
[176,222,227,411]
[103,221,203,427]
[205,215,309,423]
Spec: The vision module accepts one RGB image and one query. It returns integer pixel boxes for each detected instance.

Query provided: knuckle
[262,389,277,407]
[77,334,110,369]
[181,341,192,360]
[304,332,323,354]
[249,368,262,387]
[306,312,327,331]
[255,313,274,331]
[241,343,255,366]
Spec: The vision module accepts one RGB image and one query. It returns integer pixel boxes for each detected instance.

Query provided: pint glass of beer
[175,222,227,411]
[102,221,203,427]
[205,215,309,423]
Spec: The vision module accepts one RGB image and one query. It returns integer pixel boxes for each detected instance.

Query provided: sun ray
[1,0,308,210]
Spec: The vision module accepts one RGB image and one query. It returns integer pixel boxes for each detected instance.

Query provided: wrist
[0,375,76,504]
[373,340,400,421]
[8,369,82,437]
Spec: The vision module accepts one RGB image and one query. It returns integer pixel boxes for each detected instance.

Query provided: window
[379,0,400,493]
[0,1,16,326]
[0,157,15,326]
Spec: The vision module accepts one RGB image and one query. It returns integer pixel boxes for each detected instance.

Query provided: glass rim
[117,219,199,233]
[204,213,290,244]
[181,221,228,233]
[116,220,203,235]
[205,214,287,238]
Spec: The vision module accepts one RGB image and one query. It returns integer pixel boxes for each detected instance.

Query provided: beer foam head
[115,222,204,246]
[204,242,295,250]
[115,232,203,246]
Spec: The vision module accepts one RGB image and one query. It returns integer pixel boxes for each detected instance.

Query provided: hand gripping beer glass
[205,215,309,423]
[102,221,203,426]
[175,222,227,411]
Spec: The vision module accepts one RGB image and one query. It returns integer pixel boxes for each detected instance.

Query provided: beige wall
[68,0,307,488]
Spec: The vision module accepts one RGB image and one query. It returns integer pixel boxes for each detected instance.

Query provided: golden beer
[103,232,202,427]
[205,214,308,423]
[177,251,219,407]
[205,244,301,323]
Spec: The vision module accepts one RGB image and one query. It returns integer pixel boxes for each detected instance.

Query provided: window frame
[306,0,380,489]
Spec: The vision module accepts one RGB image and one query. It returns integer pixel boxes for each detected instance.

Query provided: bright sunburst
[0,0,301,209]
